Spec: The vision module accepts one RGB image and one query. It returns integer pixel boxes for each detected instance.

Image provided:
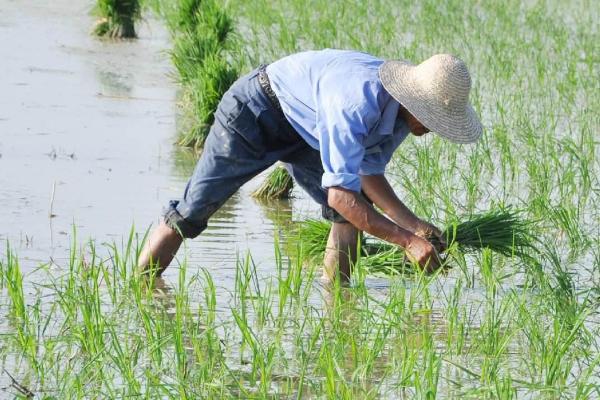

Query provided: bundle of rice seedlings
[443,208,537,258]
[252,165,294,199]
[292,207,537,274]
[292,218,332,259]
[166,0,203,32]
[178,55,238,148]
[171,32,224,84]
[164,0,237,148]
[165,0,232,37]
[358,245,412,275]
[168,3,234,84]
[288,222,411,275]
[93,0,141,39]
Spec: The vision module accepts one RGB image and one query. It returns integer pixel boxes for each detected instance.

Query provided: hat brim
[379,60,483,144]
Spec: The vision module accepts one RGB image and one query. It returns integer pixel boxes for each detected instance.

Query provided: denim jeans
[164,67,346,238]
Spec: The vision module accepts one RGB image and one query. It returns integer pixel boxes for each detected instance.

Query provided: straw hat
[379,54,483,143]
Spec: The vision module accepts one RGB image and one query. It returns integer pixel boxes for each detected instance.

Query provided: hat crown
[416,54,472,110]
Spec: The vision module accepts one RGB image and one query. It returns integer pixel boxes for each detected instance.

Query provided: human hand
[405,235,443,273]
[414,221,447,253]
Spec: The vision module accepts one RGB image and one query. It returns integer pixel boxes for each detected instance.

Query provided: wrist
[392,227,421,249]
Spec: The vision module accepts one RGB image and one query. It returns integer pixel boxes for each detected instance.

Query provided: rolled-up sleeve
[316,77,380,192]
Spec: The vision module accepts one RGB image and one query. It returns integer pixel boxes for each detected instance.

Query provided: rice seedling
[251,165,294,199]
[164,0,203,32]
[93,0,141,39]
[4,247,26,320]
[2,225,600,398]
[413,329,441,399]
[290,217,331,260]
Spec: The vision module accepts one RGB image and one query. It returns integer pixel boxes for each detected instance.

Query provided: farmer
[138,49,483,282]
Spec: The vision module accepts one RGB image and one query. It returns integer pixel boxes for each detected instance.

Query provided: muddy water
[0,1,322,286]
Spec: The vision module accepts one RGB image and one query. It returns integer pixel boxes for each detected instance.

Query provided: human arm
[360,174,446,252]
[327,186,442,272]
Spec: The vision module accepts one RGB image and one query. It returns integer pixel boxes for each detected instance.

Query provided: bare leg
[323,222,359,285]
[138,221,183,276]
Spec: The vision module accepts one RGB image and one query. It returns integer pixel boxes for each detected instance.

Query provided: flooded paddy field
[1,0,599,398]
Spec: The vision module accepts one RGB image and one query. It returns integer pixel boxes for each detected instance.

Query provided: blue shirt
[266,49,409,193]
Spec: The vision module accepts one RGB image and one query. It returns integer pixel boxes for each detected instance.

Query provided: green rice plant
[251,165,294,199]
[413,330,441,400]
[517,293,591,391]
[164,0,234,39]
[445,281,467,355]
[494,374,517,400]
[171,30,223,84]
[358,243,413,276]
[198,268,222,370]
[192,0,234,44]
[5,246,26,320]
[289,220,409,274]
[3,247,40,373]
[574,355,600,399]
[292,218,331,260]
[547,204,591,259]
[1,226,598,397]
[4,0,600,393]
[93,0,141,38]
[106,325,142,395]
[0,256,4,289]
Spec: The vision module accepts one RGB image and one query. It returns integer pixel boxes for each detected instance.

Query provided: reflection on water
[95,69,133,97]
[171,145,199,178]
